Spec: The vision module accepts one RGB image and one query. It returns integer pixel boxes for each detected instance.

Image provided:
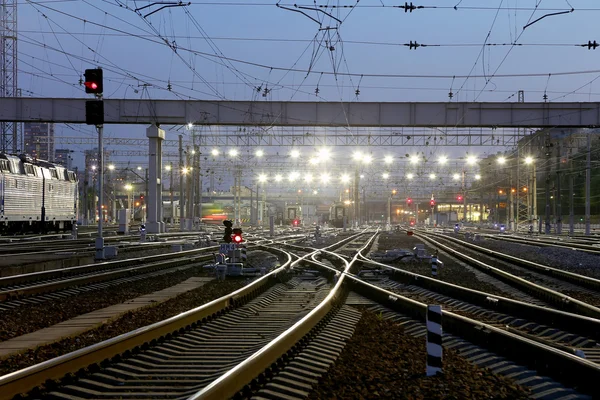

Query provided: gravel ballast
[308,309,530,400]
[0,264,213,342]
[0,278,248,375]
[372,233,514,298]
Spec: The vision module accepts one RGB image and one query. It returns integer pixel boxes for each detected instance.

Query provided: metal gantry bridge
[2,97,599,234]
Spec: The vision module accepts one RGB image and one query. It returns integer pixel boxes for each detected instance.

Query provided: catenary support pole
[96,124,105,260]
[179,135,185,230]
[585,133,591,235]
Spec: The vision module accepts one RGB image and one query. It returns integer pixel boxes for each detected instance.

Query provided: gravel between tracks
[373,233,514,298]
[0,248,278,342]
[0,278,248,376]
[0,264,213,342]
[308,309,530,400]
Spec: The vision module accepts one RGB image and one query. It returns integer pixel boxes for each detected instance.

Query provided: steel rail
[431,232,600,292]
[0,233,299,289]
[355,249,600,342]
[0,255,214,300]
[0,246,293,400]
[414,232,600,320]
[488,233,600,255]
[189,231,375,400]
[346,275,600,398]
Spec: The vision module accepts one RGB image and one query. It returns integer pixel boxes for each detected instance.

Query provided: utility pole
[169,161,174,225]
[144,168,149,223]
[185,145,191,227]
[179,135,185,230]
[462,170,467,223]
[96,124,104,258]
[569,143,574,235]
[545,140,552,235]
[196,145,202,225]
[556,140,562,234]
[585,133,591,235]
[516,143,521,231]
[354,168,360,228]
[508,169,513,230]
[532,161,538,232]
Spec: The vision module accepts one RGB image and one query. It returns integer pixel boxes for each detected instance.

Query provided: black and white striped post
[431,254,438,277]
[240,244,247,263]
[426,305,443,376]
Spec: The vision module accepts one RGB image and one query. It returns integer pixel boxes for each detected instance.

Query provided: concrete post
[146,125,165,233]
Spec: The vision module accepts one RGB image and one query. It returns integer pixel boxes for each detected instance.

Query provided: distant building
[55,149,74,169]
[23,123,55,161]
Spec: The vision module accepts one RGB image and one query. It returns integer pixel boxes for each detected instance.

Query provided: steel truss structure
[40,127,524,148]
[2,98,600,127]
[0,0,17,153]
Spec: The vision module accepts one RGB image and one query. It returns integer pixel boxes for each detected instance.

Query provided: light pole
[108,164,115,223]
[388,189,397,229]
[525,156,537,231]
[462,156,478,224]
[258,174,267,226]
[166,163,174,225]
[124,184,133,221]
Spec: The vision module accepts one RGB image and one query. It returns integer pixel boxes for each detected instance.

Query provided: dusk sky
[16,0,600,191]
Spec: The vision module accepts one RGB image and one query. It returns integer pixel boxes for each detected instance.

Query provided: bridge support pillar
[146,125,165,234]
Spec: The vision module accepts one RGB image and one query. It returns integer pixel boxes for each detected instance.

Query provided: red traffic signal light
[457,195,463,202]
[430,199,435,207]
[232,228,243,243]
[406,197,413,205]
[84,68,103,94]
[293,219,300,226]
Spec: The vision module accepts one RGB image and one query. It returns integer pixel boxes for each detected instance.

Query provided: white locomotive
[0,154,78,234]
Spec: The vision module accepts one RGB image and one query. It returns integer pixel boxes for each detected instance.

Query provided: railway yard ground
[0,226,598,399]
[308,309,530,400]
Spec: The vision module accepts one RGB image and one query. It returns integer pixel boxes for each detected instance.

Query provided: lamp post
[166,163,174,225]
[258,174,267,226]
[525,156,537,232]
[124,184,133,221]
[388,189,397,230]
[108,164,115,223]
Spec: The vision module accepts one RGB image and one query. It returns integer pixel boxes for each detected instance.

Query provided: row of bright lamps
[97,164,481,182]
[254,172,483,183]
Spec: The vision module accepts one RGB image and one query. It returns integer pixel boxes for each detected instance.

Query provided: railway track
[412,230,600,319]
[2,230,599,399]
[0,231,364,399]
[484,232,600,255]
[0,231,218,257]
[0,232,310,308]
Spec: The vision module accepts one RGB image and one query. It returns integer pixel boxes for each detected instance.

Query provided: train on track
[328,201,347,228]
[0,153,78,234]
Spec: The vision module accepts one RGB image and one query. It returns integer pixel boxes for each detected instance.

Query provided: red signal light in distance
[233,234,243,243]
[430,199,435,207]
[85,82,98,90]
[293,219,300,226]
